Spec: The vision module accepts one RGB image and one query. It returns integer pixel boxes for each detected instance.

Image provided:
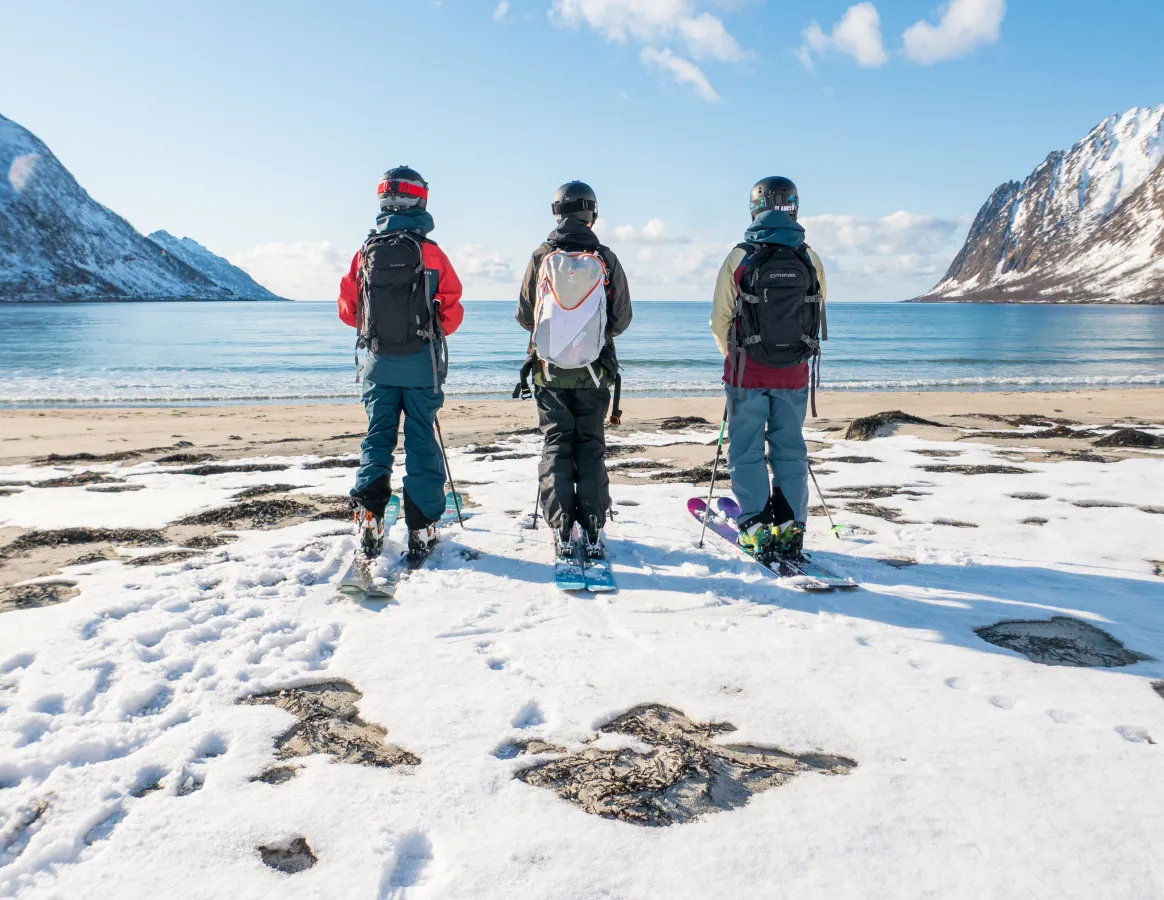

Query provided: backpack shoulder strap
[795,242,821,295]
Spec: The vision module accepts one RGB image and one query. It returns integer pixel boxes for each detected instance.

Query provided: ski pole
[698,404,729,549]
[807,459,841,538]
[433,415,465,528]
[528,485,540,530]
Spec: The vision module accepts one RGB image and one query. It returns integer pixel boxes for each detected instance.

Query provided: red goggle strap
[376,179,429,200]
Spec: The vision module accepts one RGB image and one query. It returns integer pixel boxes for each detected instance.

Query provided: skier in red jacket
[337,166,464,561]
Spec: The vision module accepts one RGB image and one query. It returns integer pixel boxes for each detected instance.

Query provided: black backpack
[356,231,446,391]
[728,241,827,413]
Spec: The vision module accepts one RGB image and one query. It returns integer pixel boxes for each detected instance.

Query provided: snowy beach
[2,391,1163,899]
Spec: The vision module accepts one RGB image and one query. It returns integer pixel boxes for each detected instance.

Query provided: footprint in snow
[1046,709,1079,725]
[0,652,35,675]
[1115,725,1155,745]
[989,695,1016,710]
[511,700,545,729]
[380,830,433,898]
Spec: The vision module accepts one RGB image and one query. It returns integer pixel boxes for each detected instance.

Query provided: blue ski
[554,524,587,592]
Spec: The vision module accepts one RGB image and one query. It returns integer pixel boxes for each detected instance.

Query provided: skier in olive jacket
[710,176,828,561]
[515,181,632,554]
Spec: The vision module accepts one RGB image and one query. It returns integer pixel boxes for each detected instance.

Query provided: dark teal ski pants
[353,382,446,528]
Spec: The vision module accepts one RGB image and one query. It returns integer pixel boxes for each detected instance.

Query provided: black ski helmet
[377,166,429,212]
[749,176,799,221]
[551,181,598,225]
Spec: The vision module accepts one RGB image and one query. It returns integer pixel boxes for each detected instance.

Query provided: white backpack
[532,249,609,384]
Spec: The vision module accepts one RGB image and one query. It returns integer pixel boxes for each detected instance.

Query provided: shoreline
[2,388,1161,467]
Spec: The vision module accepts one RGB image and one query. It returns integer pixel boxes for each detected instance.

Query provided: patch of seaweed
[845,410,944,441]
[258,838,317,874]
[34,472,125,489]
[240,680,420,770]
[176,499,317,529]
[1093,428,1164,449]
[845,502,904,522]
[1,528,166,558]
[659,416,711,431]
[126,550,202,568]
[0,580,80,613]
[516,704,855,827]
[155,453,216,464]
[302,458,360,470]
[165,463,291,477]
[38,450,141,464]
[975,617,1152,668]
[607,444,650,457]
[231,484,299,501]
[650,465,715,484]
[920,464,1031,475]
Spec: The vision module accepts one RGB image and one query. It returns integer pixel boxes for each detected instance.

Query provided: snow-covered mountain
[146,230,279,300]
[0,113,282,302]
[917,105,1164,303]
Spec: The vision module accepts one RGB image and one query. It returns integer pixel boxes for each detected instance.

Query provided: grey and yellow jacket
[709,210,827,358]
[515,219,632,389]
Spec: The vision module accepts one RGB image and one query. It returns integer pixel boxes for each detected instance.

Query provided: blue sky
[2,0,1161,301]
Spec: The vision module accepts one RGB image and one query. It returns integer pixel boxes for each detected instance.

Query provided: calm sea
[1,301,1162,407]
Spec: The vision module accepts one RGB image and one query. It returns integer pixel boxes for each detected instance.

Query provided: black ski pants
[534,385,611,533]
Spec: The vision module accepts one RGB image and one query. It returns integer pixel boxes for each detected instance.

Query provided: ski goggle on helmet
[377,166,429,212]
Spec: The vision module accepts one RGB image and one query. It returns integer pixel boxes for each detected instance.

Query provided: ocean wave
[2,371,1163,407]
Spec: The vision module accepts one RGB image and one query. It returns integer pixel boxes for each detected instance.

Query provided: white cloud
[596,217,692,244]
[493,0,510,21]
[549,0,748,99]
[903,0,1006,64]
[800,211,968,297]
[452,244,517,283]
[229,241,350,301]
[798,2,887,70]
[803,211,961,255]
[550,0,747,60]
[640,46,720,102]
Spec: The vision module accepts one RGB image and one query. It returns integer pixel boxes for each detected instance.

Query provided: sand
[1,389,1161,467]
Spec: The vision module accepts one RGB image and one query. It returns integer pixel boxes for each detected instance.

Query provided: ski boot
[770,520,806,564]
[407,524,438,565]
[554,523,577,560]
[352,500,385,560]
[581,516,605,560]
[738,517,805,565]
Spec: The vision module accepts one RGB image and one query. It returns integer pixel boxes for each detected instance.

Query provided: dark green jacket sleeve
[601,246,632,338]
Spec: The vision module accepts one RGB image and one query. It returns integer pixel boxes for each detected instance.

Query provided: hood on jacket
[546,217,600,249]
[745,209,805,247]
[375,208,435,236]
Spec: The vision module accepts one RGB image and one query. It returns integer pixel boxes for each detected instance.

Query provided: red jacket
[337,239,464,335]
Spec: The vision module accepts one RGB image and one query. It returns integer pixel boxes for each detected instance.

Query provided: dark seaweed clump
[845,410,944,441]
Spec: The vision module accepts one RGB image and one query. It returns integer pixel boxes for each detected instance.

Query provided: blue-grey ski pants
[725,386,809,524]
[353,382,446,528]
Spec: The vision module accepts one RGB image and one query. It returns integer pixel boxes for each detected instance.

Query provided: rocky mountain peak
[918,104,1164,303]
